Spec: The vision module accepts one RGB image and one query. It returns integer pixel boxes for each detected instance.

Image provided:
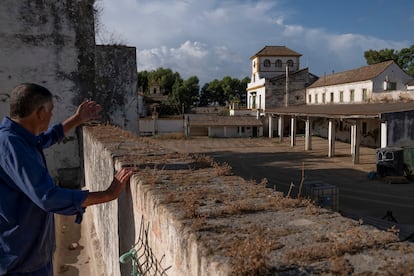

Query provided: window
[287,59,294,67]
[362,88,368,101]
[308,94,312,103]
[322,93,326,104]
[253,61,256,68]
[350,89,355,102]
[330,92,334,103]
[264,59,271,67]
[315,94,319,104]
[259,95,262,109]
[275,59,282,67]
[384,81,397,91]
[339,91,344,103]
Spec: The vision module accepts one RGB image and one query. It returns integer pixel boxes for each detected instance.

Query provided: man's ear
[35,105,46,120]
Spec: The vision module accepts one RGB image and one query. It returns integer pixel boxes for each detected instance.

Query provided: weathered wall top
[83,125,414,275]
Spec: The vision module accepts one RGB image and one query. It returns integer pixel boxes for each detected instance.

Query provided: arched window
[275,59,282,67]
[264,59,271,67]
[287,59,294,67]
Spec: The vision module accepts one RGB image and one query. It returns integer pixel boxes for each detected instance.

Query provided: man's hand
[76,99,102,124]
[82,168,135,208]
[105,168,135,200]
[62,99,102,134]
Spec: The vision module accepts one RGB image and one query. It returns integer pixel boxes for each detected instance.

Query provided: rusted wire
[120,216,172,276]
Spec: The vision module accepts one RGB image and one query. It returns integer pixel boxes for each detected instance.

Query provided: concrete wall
[0,0,96,183]
[307,80,373,104]
[139,117,184,136]
[83,126,231,275]
[383,110,414,147]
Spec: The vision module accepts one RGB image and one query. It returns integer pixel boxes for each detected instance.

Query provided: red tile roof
[250,46,302,59]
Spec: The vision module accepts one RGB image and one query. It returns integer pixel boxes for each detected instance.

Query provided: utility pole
[285,65,289,107]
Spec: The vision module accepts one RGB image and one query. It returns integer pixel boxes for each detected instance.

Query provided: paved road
[158,136,414,230]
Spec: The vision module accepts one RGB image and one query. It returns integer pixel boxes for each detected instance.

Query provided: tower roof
[250,46,302,59]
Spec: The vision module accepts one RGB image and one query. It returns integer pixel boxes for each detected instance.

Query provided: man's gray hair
[10,83,53,119]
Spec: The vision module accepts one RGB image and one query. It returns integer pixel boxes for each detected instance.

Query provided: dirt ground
[54,135,414,275]
[54,214,92,275]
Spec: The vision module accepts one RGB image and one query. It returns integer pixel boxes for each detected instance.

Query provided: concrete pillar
[350,124,355,155]
[328,119,336,158]
[381,121,387,148]
[268,115,273,138]
[352,121,361,164]
[305,116,312,151]
[278,116,284,142]
[290,116,296,147]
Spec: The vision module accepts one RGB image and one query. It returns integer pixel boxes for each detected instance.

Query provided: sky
[95,0,414,86]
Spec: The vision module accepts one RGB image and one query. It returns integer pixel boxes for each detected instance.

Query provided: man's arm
[82,168,134,207]
[62,100,102,134]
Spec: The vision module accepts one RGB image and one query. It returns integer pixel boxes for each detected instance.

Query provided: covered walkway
[266,102,414,164]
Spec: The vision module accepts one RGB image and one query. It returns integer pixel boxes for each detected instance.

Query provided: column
[305,116,312,151]
[328,119,336,158]
[268,115,273,138]
[352,120,361,164]
[381,121,387,148]
[350,124,355,155]
[290,116,296,147]
[278,115,284,142]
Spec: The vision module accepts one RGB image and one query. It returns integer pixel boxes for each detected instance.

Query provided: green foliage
[138,68,179,95]
[364,45,414,76]
[138,67,250,114]
[199,76,250,107]
[168,75,200,114]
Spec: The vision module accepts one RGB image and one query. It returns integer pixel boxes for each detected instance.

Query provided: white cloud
[96,0,411,85]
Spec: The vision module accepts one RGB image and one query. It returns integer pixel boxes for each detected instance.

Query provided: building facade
[306,60,414,105]
[246,46,318,111]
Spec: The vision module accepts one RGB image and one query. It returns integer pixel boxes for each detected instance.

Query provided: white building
[307,60,414,105]
[246,46,317,112]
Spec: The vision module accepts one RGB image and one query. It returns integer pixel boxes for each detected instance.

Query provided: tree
[364,45,414,76]
[198,76,250,106]
[148,68,179,95]
[199,83,211,107]
[169,76,200,114]
[137,70,149,93]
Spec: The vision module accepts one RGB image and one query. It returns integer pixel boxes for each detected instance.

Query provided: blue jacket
[0,117,89,274]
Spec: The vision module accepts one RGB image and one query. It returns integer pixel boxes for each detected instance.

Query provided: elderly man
[0,83,133,275]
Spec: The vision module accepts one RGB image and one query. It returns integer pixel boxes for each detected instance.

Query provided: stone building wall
[0,0,96,182]
[0,1,138,185]
[95,45,138,133]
